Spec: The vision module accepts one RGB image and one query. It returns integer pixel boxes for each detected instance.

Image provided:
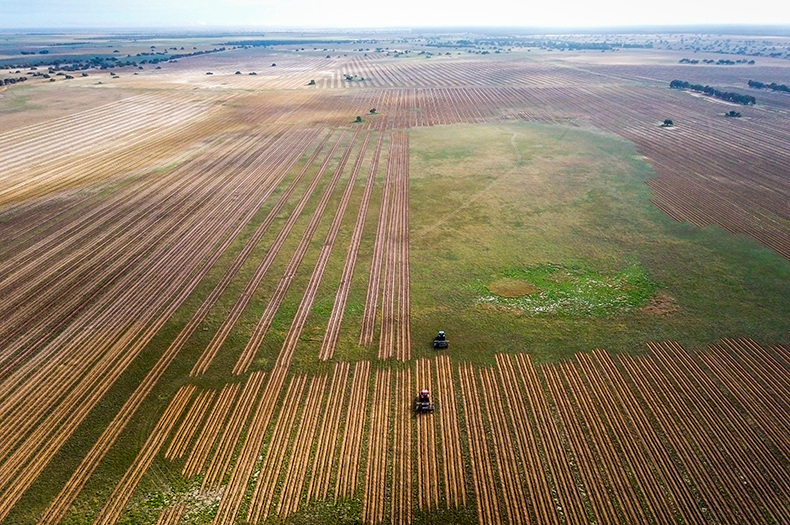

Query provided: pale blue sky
[2,0,789,29]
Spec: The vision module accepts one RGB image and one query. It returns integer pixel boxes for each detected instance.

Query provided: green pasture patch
[480,263,657,317]
[408,122,790,363]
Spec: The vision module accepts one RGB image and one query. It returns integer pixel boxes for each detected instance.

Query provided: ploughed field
[1,33,789,524]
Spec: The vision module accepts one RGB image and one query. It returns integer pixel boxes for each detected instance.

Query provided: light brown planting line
[359,132,393,346]
[335,360,371,501]
[362,367,391,524]
[415,358,439,509]
[202,371,266,490]
[212,365,288,524]
[391,367,412,524]
[166,390,215,461]
[378,134,401,359]
[35,126,319,525]
[307,361,350,502]
[458,363,500,525]
[545,364,618,524]
[434,354,465,507]
[515,354,588,525]
[247,375,307,524]
[239,131,359,374]
[494,355,554,524]
[93,385,195,525]
[191,129,342,376]
[479,367,529,525]
[320,132,383,360]
[596,351,709,525]
[278,375,327,517]
[182,384,240,480]
[155,504,186,525]
[259,130,366,372]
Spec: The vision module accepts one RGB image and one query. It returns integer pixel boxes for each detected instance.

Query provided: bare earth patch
[641,292,679,316]
[488,278,536,298]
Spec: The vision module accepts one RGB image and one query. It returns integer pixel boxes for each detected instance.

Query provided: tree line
[669,80,756,105]
[748,79,790,94]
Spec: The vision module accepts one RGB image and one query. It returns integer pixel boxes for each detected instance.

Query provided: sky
[2,0,789,29]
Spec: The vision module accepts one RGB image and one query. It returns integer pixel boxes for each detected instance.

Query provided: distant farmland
[0,31,789,524]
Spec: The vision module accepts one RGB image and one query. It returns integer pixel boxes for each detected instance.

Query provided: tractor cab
[433,330,449,349]
[415,389,435,412]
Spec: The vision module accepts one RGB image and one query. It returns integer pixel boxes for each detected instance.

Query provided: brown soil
[488,278,537,298]
[641,292,679,316]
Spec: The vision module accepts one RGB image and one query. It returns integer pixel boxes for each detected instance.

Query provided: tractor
[415,389,435,412]
[433,330,448,349]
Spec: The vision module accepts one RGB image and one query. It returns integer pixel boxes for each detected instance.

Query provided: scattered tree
[308,79,316,85]
[726,110,742,117]
[369,108,377,114]
[354,116,363,123]
[661,119,674,127]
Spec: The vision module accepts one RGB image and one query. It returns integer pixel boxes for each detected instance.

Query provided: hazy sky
[2,0,789,29]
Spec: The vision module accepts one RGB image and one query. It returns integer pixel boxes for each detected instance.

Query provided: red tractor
[415,389,435,413]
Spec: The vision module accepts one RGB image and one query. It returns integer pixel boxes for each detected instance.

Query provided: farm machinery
[415,389,435,413]
[433,330,448,349]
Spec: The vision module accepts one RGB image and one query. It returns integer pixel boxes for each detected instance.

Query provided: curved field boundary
[93,384,195,525]
[306,361,351,502]
[320,132,384,360]
[335,360,371,500]
[246,374,307,524]
[182,384,240,479]
[202,371,266,490]
[191,129,341,376]
[277,374,328,517]
[165,389,214,461]
[494,355,555,524]
[415,358,439,509]
[458,362,501,525]
[242,131,367,373]
[362,367,391,524]
[238,130,359,374]
[35,127,321,525]
[433,355,466,508]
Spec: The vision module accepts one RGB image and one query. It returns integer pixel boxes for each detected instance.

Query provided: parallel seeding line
[155,504,186,525]
[238,130,358,374]
[306,361,351,502]
[202,371,267,490]
[458,363,501,525]
[165,389,215,461]
[415,358,439,509]
[182,384,240,479]
[246,375,307,524]
[335,360,371,500]
[277,375,328,517]
[362,367,391,524]
[434,354,466,508]
[93,385,195,525]
[391,367,412,524]
[320,132,383,360]
[494,355,555,524]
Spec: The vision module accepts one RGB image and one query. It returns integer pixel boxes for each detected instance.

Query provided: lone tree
[661,119,674,127]
[308,79,316,85]
[726,110,742,117]
[354,116,363,123]
[369,108,377,114]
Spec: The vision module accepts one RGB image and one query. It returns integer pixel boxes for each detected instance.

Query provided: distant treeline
[2,76,28,85]
[670,79,756,105]
[748,79,790,94]
[223,39,352,47]
[0,47,225,71]
[679,58,754,65]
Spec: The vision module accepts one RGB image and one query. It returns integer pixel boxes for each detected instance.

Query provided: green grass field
[407,122,790,364]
